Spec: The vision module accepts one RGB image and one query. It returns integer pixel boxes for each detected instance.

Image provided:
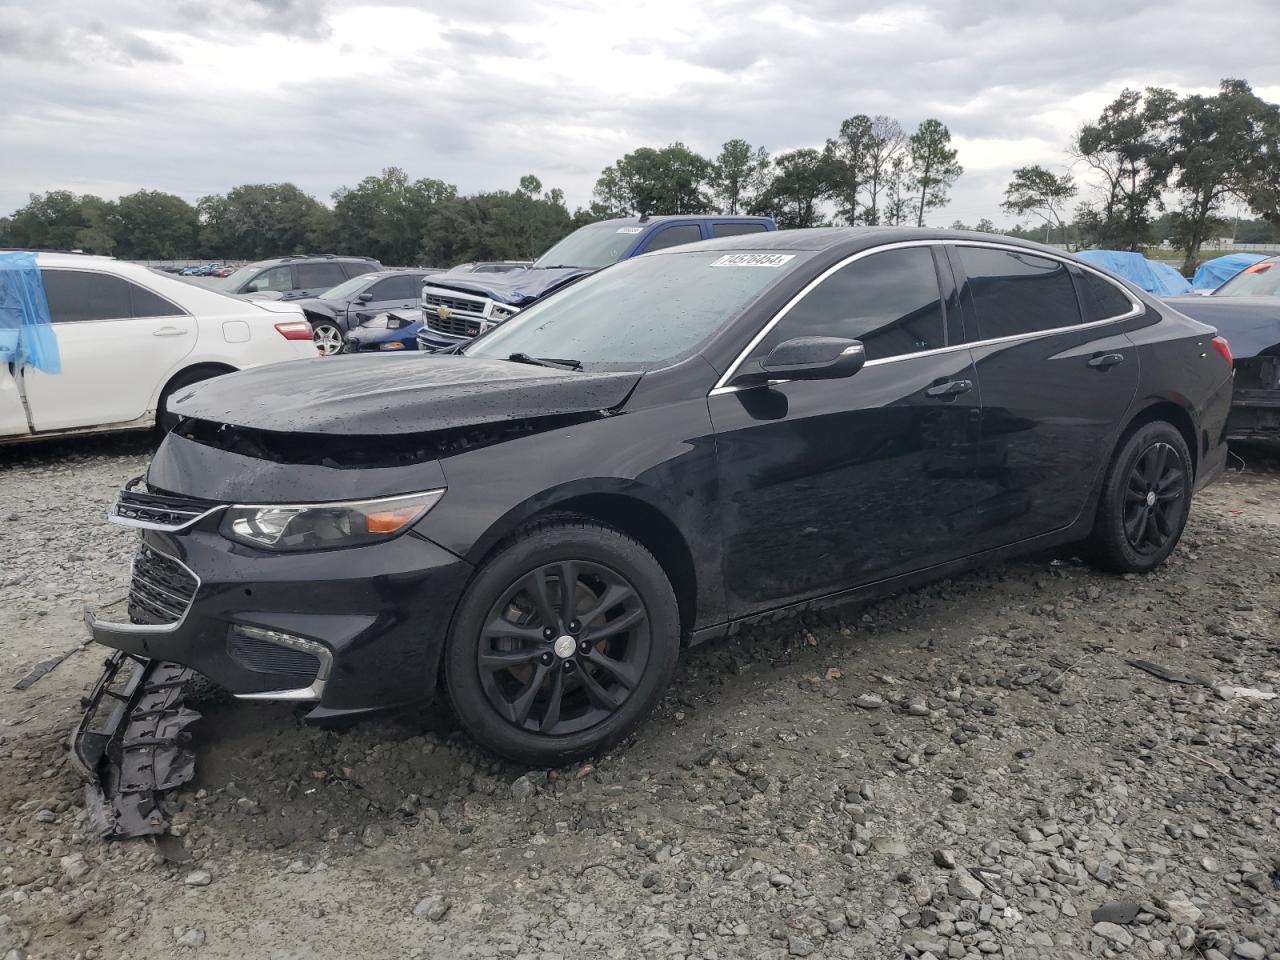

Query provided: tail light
[275,321,313,341]
[1210,335,1233,368]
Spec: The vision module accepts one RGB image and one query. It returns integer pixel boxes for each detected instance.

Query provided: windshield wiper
[507,352,582,371]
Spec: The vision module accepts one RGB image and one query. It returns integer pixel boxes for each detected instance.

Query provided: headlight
[220,490,444,552]
[490,304,518,322]
[379,341,406,350]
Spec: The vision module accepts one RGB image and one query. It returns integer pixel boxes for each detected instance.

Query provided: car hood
[1164,296,1280,359]
[289,296,344,316]
[168,354,642,436]
[424,267,589,306]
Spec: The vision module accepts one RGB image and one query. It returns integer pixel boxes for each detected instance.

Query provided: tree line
[0,172,588,267]
[590,115,962,229]
[999,79,1280,271]
[5,80,1276,273]
[0,113,963,266]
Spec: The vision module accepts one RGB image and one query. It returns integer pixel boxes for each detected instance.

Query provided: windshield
[533,222,644,270]
[319,274,377,301]
[218,264,263,290]
[1214,258,1280,297]
[465,250,809,369]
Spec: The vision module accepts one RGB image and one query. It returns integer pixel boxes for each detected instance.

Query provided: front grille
[425,313,483,338]
[421,287,486,340]
[227,630,322,689]
[128,545,199,626]
[113,480,218,530]
[422,290,486,316]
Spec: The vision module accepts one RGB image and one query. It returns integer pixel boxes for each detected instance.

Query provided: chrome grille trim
[120,545,201,632]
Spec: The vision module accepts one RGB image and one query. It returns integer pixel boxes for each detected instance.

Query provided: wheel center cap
[553,635,576,659]
[1146,490,1157,507]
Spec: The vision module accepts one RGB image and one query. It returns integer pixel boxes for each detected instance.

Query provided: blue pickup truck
[416,214,777,350]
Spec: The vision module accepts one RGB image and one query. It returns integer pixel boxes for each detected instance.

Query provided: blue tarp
[1191,253,1267,291]
[1075,250,1193,297]
[0,252,60,373]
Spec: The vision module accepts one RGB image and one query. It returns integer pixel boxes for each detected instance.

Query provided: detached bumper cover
[70,652,199,838]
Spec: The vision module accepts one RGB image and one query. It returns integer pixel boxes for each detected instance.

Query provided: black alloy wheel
[1091,421,1192,574]
[1122,441,1184,555]
[478,560,650,736]
[444,518,680,765]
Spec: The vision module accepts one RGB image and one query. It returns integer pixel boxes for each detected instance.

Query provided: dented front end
[1228,354,1280,442]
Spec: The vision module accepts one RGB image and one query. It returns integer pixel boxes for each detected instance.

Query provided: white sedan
[1,252,318,444]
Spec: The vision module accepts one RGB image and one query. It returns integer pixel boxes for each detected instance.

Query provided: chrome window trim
[709,239,1145,396]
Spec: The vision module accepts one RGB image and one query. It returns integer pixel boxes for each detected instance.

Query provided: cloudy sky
[1,0,1277,227]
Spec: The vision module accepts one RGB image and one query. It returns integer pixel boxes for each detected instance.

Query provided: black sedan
[87,228,1233,765]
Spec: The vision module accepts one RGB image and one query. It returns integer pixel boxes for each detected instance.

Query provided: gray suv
[218,255,382,301]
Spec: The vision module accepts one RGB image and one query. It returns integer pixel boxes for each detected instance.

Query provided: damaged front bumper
[70,651,199,838]
[1228,356,1280,442]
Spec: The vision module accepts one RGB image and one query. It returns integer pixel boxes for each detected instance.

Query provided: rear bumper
[87,528,473,716]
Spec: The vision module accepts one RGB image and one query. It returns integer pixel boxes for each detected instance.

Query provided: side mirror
[356,292,374,303]
[759,336,866,381]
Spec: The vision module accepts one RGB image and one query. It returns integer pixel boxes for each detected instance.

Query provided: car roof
[359,268,429,279]
[248,254,380,268]
[681,226,1071,255]
[600,214,773,228]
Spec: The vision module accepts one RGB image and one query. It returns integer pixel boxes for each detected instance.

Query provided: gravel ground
[1,435,1278,960]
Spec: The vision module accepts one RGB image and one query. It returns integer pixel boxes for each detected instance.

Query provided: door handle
[1087,352,1125,370]
[926,379,974,399]
[152,326,189,337]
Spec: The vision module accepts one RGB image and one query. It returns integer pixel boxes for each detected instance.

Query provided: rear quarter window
[1074,269,1137,322]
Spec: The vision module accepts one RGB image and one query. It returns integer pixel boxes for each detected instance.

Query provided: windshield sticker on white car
[710,254,796,268]
[616,227,644,234]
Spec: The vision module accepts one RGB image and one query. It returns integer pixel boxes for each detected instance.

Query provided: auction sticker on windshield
[710,254,796,268]
[616,227,643,234]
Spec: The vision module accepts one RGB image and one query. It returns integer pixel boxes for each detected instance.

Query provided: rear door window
[643,224,704,252]
[40,270,130,322]
[295,262,347,290]
[957,246,1082,340]
[752,246,946,363]
[369,275,418,301]
[712,222,769,238]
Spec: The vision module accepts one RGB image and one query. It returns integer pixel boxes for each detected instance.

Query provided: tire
[1089,421,1193,574]
[311,320,344,356]
[156,368,225,435]
[444,518,680,766]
